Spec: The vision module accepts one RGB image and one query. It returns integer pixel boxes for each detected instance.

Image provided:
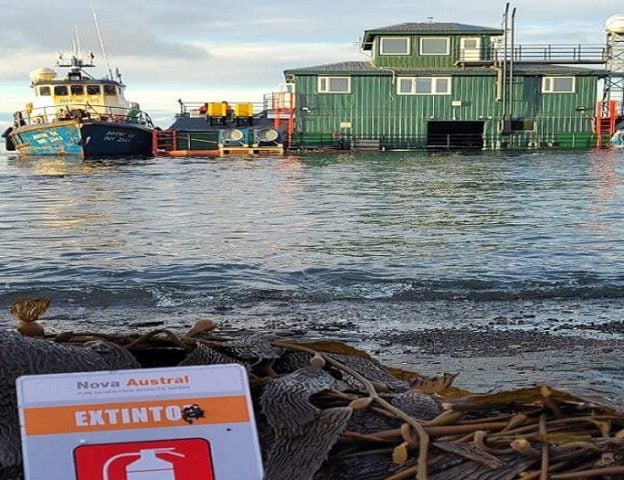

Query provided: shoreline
[373,336,623,405]
[3,297,624,408]
[358,327,624,406]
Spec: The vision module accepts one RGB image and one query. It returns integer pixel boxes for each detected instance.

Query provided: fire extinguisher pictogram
[103,448,184,480]
[74,438,215,480]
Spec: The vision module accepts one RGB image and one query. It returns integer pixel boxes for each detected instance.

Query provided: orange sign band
[23,396,249,436]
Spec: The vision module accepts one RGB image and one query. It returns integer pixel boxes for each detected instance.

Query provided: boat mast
[73,27,81,58]
[89,0,113,80]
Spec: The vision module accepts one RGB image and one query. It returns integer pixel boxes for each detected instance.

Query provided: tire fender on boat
[2,127,15,151]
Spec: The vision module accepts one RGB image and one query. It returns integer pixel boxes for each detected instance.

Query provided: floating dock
[154,97,292,157]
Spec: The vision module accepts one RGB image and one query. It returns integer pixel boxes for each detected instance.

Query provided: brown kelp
[2,300,624,480]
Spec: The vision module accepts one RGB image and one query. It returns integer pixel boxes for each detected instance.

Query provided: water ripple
[1,150,623,309]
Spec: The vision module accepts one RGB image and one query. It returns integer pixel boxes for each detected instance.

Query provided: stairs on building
[595,100,618,148]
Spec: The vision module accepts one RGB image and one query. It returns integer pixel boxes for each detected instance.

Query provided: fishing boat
[2,52,154,159]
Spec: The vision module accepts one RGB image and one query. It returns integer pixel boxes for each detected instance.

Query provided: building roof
[284,61,607,77]
[362,22,505,49]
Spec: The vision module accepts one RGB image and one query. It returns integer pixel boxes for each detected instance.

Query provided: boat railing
[176,100,265,118]
[16,103,154,128]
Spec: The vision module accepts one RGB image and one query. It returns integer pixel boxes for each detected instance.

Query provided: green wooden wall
[372,35,496,68]
[291,72,598,148]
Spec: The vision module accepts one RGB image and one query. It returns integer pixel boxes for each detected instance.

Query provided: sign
[74,438,213,480]
[17,365,263,480]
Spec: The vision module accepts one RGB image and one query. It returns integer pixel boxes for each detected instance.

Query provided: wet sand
[207,299,624,407]
[367,328,624,407]
[235,301,624,408]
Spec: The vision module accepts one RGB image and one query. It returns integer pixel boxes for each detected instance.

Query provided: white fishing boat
[2,52,154,159]
[2,4,154,159]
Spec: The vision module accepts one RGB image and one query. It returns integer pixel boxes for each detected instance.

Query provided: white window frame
[397,76,452,95]
[459,37,482,61]
[542,76,575,93]
[379,37,411,55]
[318,76,351,94]
[420,37,450,56]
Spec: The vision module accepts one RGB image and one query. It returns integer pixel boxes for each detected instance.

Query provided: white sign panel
[17,364,263,480]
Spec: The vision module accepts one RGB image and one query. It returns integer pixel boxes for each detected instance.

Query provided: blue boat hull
[9,120,153,159]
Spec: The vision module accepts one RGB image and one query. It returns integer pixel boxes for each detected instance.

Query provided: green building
[283,22,610,150]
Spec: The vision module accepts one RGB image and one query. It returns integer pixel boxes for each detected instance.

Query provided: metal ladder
[595,100,618,148]
[152,129,177,155]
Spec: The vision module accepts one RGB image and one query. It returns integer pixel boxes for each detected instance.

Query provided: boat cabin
[26,58,141,125]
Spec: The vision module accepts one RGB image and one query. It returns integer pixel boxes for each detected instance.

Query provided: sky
[0,0,621,128]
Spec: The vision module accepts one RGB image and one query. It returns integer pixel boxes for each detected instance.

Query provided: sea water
[1,150,623,397]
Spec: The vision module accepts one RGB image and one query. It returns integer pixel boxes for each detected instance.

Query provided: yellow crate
[234,103,253,118]
[207,102,227,117]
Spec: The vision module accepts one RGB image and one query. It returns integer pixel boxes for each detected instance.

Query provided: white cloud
[0,0,620,127]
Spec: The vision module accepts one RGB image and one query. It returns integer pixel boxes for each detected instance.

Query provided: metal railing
[14,103,154,128]
[459,44,608,64]
[289,133,484,150]
[288,132,602,151]
[174,97,294,123]
[175,100,265,118]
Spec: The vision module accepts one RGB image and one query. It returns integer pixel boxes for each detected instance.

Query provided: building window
[318,76,351,93]
[39,86,51,96]
[542,77,575,93]
[380,37,410,55]
[420,37,450,55]
[397,77,451,95]
[511,119,535,131]
[460,37,482,61]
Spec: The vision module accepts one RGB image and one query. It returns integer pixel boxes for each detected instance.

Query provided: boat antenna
[74,27,81,58]
[89,0,113,80]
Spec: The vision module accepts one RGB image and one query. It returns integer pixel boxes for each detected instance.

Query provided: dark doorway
[427,121,484,149]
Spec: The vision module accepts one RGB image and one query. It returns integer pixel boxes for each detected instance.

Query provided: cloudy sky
[0,0,620,127]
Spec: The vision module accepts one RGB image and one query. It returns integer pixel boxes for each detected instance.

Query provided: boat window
[54,86,69,96]
[103,85,117,96]
[71,85,84,95]
[86,85,101,95]
[39,86,51,96]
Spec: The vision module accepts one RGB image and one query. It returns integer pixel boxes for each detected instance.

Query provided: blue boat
[3,53,154,159]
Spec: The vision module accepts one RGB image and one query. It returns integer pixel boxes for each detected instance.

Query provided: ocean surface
[1,149,623,397]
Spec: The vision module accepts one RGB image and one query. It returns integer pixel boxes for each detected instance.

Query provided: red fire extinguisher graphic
[103,448,184,480]
[74,439,215,480]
